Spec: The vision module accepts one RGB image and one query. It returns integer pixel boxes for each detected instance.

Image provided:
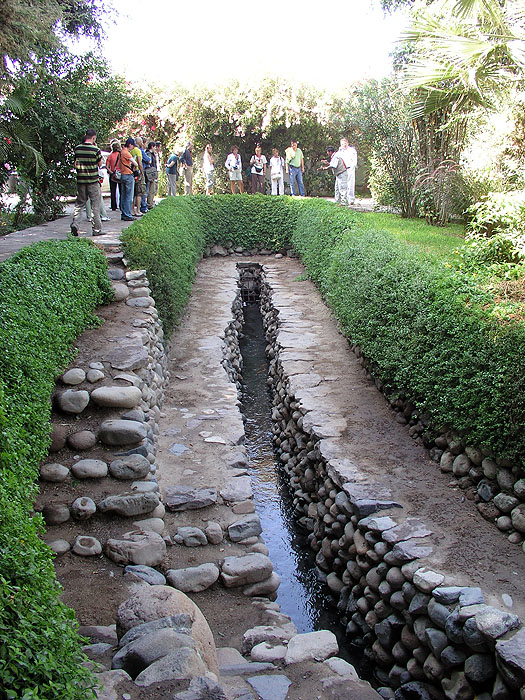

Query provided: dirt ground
[39,254,524,699]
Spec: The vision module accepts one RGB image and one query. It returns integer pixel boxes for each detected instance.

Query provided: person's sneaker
[121,215,134,221]
[101,216,110,221]
[70,224,78,236]
[92,231,103,236]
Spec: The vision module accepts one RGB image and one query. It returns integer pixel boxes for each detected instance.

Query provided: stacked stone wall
[229,263,525,700]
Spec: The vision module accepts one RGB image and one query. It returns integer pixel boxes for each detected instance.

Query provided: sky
[93,0,409,90]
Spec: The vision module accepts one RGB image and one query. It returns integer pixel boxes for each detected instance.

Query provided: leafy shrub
[291,199,525,463]
[0,238,112,699]
[453,235,524,280]
[467,191,525,251]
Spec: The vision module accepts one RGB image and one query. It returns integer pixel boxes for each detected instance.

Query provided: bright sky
[96,0,408,90]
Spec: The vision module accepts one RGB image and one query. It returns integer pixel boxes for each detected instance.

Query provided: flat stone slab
[382,518,434,544]
[98,492,159,517]
[220,476,253,503]
[246,675,291,700]
[164,486,218,512]
[106,345,149,371]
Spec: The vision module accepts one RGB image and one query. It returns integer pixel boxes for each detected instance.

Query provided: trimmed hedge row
[123,195,524,464]
[291,201,525,464]
[0,239,113,699]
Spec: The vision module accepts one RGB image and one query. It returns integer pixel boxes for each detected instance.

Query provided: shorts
[229,170,242,181]
[205,171,214,189]
[134,174,146,196]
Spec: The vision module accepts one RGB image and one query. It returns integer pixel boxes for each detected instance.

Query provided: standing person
[165,149,178,196]
[86,162,110,221]
[225,145,244,194]
[202,143,215,195]
[144,142,158,209]
[106,140,121,211]
[285,139,305,196]
[119,139,138,221]
[71,128,103,236]
[137,137,151,213]
[339,137,357,205]
[269,147,284,195]
[319,146,348,205]
[250,144,267,194]
[129,138,144,217]
[179,141,193,195]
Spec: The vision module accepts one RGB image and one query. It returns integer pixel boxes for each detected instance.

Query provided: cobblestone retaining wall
[228,263,525,700]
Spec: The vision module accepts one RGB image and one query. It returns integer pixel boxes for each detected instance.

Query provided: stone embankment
[234,261,525,700]
[37,242,379,699]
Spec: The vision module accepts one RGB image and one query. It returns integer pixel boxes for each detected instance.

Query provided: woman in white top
[202,143,215,195]
[269,148,284,195]
[225,145,244,194]
[250,144,267,194]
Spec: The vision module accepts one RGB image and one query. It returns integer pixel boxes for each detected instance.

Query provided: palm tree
[401,0,525,117]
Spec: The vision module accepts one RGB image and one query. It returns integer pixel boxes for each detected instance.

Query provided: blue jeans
[289,165,305,196]
[120,174,134,218]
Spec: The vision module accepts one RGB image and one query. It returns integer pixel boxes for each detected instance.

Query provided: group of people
[70,128,358,237]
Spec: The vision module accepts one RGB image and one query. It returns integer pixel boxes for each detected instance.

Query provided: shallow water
[239,303,369,672]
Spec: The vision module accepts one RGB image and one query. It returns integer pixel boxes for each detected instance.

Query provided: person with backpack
[319,146,348,205]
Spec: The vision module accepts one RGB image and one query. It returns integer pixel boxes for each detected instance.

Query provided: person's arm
[263,157,267,176]
[301,155,304,172]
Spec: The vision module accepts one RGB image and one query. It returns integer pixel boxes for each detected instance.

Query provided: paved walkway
[0,200,134,262]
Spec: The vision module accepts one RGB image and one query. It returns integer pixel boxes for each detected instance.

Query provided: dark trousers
[251,173,264,194]
[110,178,121,210]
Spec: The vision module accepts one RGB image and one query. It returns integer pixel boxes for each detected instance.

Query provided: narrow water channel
[239,301,369,674]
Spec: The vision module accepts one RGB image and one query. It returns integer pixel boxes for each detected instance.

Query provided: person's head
[232,145,239,154]
[155,141,161,152]
[147,141,155,151]
[110,139,121,152]
[186,140,193,151]
[272,148,279,157]
[125,137,135,148]
[327,147,335,155]
[84,128,97,144]
[255,144,262,155]
[340,137,349,149]
[205,143,212,153]
[135,136,143,148]
[291,140,298,150]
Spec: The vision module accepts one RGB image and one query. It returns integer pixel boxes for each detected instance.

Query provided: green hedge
[292,201,525,464]
[122,194,524,463]
[0,239,113,699]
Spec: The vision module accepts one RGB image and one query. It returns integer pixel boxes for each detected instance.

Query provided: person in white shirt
[269,148,284,195]
[339,137,357,205]
[225,145,244,194]
[202,143,215,195]
[250,144,267,194]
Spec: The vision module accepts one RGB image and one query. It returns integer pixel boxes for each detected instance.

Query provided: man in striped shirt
[71,128,103,236]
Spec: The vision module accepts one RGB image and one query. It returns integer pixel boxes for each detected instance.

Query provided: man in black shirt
[179,141,193,195]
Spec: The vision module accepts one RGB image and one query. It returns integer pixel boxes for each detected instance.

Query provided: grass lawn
[353,210,465,260]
